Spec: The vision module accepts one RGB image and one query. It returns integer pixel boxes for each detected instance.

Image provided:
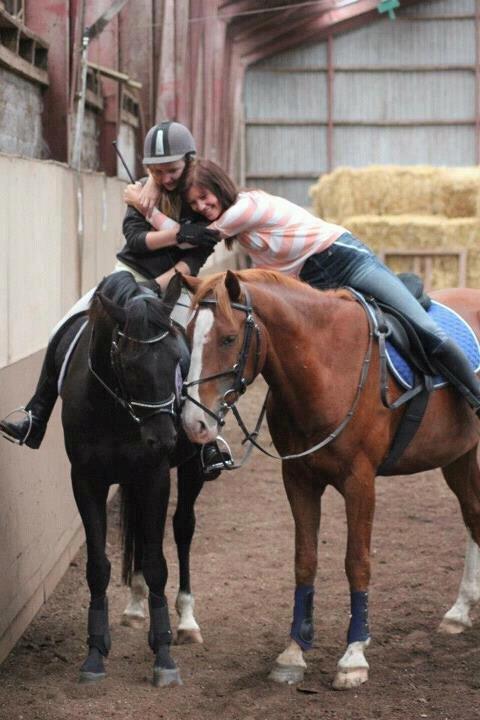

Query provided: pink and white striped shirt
[149,189,347,278]
[209,190,347,277]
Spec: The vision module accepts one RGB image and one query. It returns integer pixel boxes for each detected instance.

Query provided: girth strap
[367,297,435,474]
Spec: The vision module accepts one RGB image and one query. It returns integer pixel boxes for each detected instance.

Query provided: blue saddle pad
[385,300,480,390]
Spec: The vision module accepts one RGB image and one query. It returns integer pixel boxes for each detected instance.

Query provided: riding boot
[79,595,111,682]
[0,338,59,448]
[201,441,234,480]
[431,338,480,414]
[148,593,181,686]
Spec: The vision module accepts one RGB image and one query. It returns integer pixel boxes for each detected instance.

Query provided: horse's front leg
[174,452,204,644]
[138,461,182,687]
[269,464,323,685]
[332,468,375,690]
[71,466,111,683]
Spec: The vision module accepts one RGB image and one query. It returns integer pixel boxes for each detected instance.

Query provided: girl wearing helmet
[0,124,225,476]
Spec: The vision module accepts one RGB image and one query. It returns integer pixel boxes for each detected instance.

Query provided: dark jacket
[117,186,212,279]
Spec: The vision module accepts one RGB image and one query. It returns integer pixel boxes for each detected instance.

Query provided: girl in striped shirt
[142,157,480,415]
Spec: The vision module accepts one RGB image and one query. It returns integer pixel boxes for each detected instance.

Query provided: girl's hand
[138,174,161,215]
[123,182,143,210]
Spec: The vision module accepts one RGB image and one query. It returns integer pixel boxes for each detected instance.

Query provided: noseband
[182,287,261,427]
[88,324,177,425]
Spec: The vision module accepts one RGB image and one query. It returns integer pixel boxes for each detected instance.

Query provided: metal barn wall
[0,155,125,664]
[244,0,478,207]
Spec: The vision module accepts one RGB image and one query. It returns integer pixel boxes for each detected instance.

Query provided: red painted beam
[26,0,70,162]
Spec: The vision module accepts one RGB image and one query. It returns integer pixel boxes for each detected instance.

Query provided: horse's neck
[253,286,366,429]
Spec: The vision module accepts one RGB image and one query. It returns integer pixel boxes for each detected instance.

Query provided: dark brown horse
[181,268,480,690]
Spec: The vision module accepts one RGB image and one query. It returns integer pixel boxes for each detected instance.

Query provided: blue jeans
[299,233,447,350]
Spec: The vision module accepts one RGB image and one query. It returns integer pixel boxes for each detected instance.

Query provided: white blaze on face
[182,308,218,441]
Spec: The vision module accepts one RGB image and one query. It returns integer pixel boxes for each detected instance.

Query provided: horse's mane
[90,271,172,338]
[191,268,354,322]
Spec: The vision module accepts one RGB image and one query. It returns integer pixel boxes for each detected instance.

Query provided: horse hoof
[79,670,106,684]
[438,618,469,635]
[153,667,183,688]
[121,612,145,629]
[176,628,203,645]
[332,667,368,690]
[268,662,305,685]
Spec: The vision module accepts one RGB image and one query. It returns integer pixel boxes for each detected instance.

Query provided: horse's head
[181,270,263,444]
[93,271,184,456]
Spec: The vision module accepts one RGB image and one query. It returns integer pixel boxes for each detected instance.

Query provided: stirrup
[200,436,235,473]
[0,407,33,445]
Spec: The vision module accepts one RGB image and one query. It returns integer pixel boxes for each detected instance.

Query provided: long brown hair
[183,159,238,248]
[152,152,196,221]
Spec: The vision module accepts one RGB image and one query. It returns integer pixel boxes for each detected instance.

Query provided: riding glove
[176,223,219,249]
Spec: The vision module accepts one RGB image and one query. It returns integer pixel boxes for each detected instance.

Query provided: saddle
[362,273,480,475]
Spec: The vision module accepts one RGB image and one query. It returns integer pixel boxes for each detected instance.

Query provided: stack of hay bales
[309,166,480,289]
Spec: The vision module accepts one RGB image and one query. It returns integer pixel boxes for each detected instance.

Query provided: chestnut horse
[181,268,480,690]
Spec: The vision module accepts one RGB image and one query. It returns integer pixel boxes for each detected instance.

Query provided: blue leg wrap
[290,584,314,651]
[347,591,370,644]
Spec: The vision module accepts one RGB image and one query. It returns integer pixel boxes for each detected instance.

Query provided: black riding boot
[148,593,182,687]
[431,338,480,414]
[0,338,59,448]
[201,441,234,480]
[79,596,111,683]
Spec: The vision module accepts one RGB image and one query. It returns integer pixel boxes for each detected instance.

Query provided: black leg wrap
[148,593,173,654]
[87,596,111,656]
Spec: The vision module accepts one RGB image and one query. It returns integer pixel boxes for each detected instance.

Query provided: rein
[183,285,374,464]
[88,324,177,425]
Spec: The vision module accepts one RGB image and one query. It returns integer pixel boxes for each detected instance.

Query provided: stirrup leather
[0,407,33,445]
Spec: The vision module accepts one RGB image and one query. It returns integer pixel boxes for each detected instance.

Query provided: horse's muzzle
[140,416,177,455]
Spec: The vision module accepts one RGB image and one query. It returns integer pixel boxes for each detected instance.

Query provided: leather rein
[182,286,375,464]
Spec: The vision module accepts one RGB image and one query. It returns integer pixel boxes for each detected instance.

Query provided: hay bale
[435,167,480,219]
[343,215,480,289]
[309,166,480,222]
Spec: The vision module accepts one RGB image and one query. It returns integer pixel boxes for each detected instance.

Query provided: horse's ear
[181,274,202,292]
[97,293,127,326]
[162,272,183,315]
[225,270,241,302]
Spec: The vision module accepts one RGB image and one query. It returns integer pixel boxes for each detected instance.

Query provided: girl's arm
[123,183,181,250]
[137,173,161,215]
[155,262,190,292]
[144,208,181,250]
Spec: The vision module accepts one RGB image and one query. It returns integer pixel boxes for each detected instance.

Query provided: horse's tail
[119,484,136,587]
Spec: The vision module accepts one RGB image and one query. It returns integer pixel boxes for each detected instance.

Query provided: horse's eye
[221,335,236,346]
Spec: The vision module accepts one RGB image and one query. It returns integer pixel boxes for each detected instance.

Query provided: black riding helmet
[143,121,196,165]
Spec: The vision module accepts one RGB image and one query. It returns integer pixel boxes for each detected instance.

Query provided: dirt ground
[1,379,480,720]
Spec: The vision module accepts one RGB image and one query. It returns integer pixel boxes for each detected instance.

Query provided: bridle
[182,287,262,427]
[88,323,178,425]
[182,285,375,463]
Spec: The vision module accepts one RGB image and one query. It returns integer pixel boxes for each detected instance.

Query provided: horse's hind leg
[439,446,480,634]
[440,534,480,633]
[269,465,323,685]
[173,453,204,644]
[121,524,148,629]
[71,467,111,683]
